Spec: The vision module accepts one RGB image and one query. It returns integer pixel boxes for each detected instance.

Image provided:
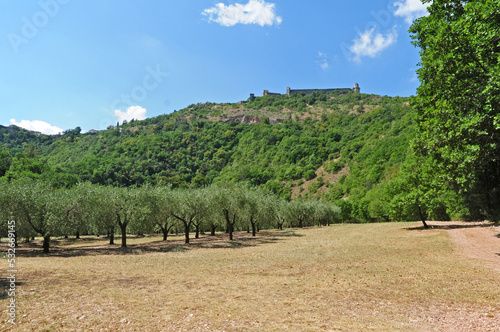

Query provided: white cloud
[202,0,282,27]
[114,106,147,124]
[316,52,329,71]
[350,27,398,62]
[9,119,64,135]
[394,0,430,24]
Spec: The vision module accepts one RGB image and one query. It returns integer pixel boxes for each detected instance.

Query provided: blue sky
[0,0,429,134]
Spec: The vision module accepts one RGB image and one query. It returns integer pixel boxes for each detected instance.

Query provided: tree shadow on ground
[5,230,300,258]
[406,221,497,231]
[51,236,111,245]
[0,279,24,300]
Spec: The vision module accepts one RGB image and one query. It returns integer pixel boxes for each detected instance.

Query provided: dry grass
[1,222,499,331]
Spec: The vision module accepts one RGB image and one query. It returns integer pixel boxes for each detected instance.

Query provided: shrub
[304,169,316,181]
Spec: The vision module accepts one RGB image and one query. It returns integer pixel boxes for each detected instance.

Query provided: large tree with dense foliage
[410,0,500,220]
[385,153,458,228]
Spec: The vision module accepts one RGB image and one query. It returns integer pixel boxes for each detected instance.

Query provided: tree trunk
[109,226,115,245]
[210,225,216,236]
[120,224,127,247]
[184,221,190,244]
[75,230,80,239]
[276,219,283,230]
[43,235,50,253]
[195,224,200,239]
[117,214,127,248]
[116,212,127,247]
[162,228,168,241]
[172,214,193,244]
[223,209,235,241]
[251,217,257,237]
[417,204,429,229]
[120,226,127,248]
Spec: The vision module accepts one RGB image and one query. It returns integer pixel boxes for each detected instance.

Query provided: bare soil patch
[429,221,500,272]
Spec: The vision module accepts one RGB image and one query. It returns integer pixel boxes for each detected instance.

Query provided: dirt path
[430,221,500,272]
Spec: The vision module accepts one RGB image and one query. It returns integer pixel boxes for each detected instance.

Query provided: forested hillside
[0,91,456,223]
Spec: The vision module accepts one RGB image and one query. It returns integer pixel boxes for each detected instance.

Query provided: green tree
[211,184,247,241]
[270,197,289,230]
[147,186,177,241]
[170,188,206,244]
[85,184,118,244]
[0,179,58,253]
[242,186,274,236]
[58,186,86,239]
[0,149,12,177]
[386,155,453,228]
[109,186,148,248]
[287,199,311,228]
[310,200,341,226]
[410,0,500,220]
[5,153,51,180]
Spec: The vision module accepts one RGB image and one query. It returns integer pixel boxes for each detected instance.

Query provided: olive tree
[288,199,313,228]
[270,197,289,230]
[109,186,149,248]
[144,186,178,241]
[242,186,275,236]
[210,184,247,241]
[170,188,207,244]
[85,184,118,244]
[0,179,59,253]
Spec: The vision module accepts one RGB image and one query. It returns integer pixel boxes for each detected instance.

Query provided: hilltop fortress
[252,83,360,98]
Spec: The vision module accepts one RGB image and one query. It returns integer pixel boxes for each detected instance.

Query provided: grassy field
[1,222,499,331]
